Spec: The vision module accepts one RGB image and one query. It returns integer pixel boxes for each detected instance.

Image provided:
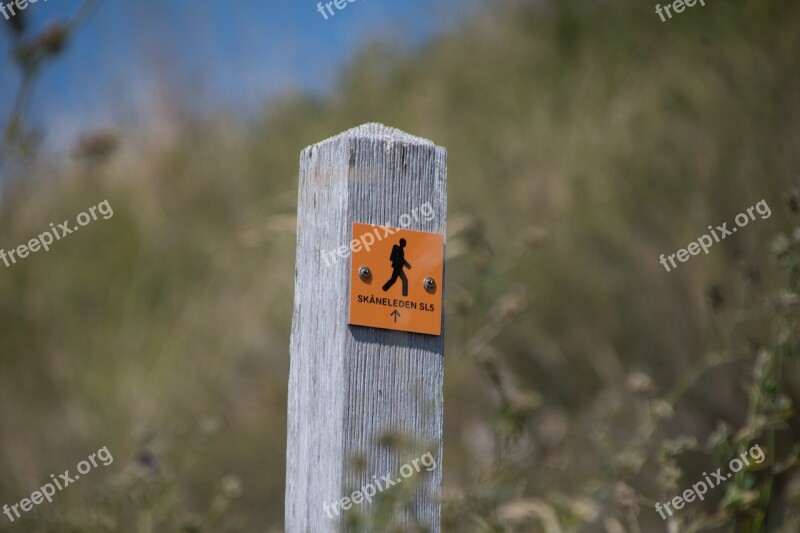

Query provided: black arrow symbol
[390,310,401,322]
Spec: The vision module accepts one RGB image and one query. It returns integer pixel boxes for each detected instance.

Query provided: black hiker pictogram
[382,238,412,296]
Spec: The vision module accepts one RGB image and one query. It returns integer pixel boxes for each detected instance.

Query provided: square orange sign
[348,223,444,335]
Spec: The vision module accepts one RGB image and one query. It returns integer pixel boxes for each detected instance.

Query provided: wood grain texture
[286,124,447,532]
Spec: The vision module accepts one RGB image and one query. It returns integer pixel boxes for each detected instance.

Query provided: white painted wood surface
[286,124,447,532]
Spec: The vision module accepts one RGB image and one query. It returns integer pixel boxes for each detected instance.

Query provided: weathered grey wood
[286,124,446,532]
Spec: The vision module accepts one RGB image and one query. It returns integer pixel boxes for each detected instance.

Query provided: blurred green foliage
[1,0,800,531]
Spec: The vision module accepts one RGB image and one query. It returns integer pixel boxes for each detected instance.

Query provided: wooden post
[286,124,447,532]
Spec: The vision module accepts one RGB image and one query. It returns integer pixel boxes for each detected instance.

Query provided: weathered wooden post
[286,124,447,531]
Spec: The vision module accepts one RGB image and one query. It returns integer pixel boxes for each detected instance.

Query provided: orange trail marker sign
[349,223,444,335]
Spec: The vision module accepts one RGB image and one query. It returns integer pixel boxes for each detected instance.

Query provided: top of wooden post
[310,122,438,148]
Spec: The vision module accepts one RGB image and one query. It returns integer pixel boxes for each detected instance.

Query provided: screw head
[359,266,372,282]
[423,277,436,292]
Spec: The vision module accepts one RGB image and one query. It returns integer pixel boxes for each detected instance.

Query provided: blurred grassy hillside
[1,0,800,531]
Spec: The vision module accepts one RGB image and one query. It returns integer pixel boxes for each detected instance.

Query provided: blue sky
[0,0,473,151]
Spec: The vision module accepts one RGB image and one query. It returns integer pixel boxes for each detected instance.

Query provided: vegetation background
[1,0,799,531]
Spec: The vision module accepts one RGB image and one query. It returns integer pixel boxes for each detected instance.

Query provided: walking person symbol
[382,238,412,297]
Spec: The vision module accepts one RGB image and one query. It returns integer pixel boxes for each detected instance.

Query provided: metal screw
[423,277,436,292]
[359,266,372,282]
